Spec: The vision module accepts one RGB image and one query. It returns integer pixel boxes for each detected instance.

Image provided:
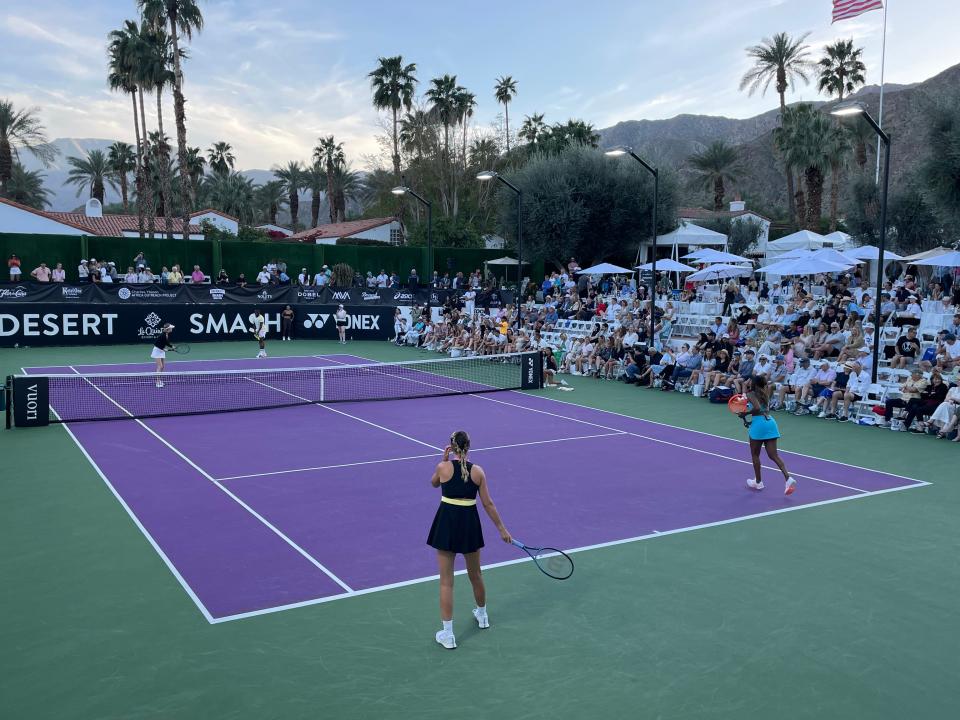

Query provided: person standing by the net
[251,309,267,358]
[739,375,796,495]
[281,305,295,341]
[152,323,176,388]
[427,430,511,650]
[334,304,348,344]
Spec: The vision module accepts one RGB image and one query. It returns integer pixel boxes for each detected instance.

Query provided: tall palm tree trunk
[311,188,320,228]
[504,102,510,153]
[326,168,335,224]
[778,92,797,226]
[289,191,299,231]
[795,189,806,229]
[269,201,278,226]
[829,162,841,231]
[138,88,156,239]
[168,18,194,236]
[156,90,174,239]
[0,136,12,195]
[391,107,401,179]
[805,167,824,231]
[713,177,725,211]
[131,92,145,239]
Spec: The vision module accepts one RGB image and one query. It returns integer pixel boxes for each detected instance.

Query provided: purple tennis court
[24,353,927,624]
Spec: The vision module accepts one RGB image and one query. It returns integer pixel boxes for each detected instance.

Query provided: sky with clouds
[2,0,958,170]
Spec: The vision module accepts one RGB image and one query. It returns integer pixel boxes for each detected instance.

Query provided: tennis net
[14,352,543,425]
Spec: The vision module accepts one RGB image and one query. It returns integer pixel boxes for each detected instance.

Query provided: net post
[4,375,12,430]
[519,352,542,390]
[320,367,325,403]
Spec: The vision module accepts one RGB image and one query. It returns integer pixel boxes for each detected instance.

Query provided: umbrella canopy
[759,256,850,276]
[484,256,529,265]
[776,248,815,259]
[811,248,862,266]
[636,259,696,272]
[686,264,754,282]
[909,250,960,267]
[767,229,827,252]
[683,248,751,264]
[821,230,852,248]
[576,262,635,275]
[844,245,904,261]
[656,222,728,247]
[900,246,954,262]
[680,248,712,260]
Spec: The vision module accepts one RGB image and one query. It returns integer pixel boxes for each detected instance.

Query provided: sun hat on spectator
[744,348,755,356]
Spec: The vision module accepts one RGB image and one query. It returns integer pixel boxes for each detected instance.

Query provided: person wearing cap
[937,333,960,372]
[701,349,731,395]
[152,323,176,388]
[733,349,756,395]
[795,360,836,414]
[891,326,921,369]
[335,303,349,344]
[774,357,814,411]
[78,259,89,282]
[256,266,271,285]
[832,361,872,421]
[814,361,852,419]
[895,296,922,328]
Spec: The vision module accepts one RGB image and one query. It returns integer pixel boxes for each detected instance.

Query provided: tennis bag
[709,387,735,404]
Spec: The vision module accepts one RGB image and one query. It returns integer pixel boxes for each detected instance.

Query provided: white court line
[215,431,625,483]
[471,393,872,494]
[67,367,355,598]
[244,377,443,452]
[509,389,929,485]
[32,368,216,624]
[210,481,928,624]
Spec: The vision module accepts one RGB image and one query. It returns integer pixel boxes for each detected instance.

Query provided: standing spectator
[298,268,310,286]
[278,268,291,285]
[51,262,66,282]
[190,265,205,283]
[8,254,22,281]
[100,263,114,283]
[256,266,271,285]
[167,265,184,285]
[159,266,170,284]
[377,269,388,287]
[408,268,420,289]
[133,251,147,270]
[123,266,139,283]
[78,259,89,282]
[30,262,52,282]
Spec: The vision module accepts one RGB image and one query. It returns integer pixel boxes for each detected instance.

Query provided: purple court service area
[24,353,926,624]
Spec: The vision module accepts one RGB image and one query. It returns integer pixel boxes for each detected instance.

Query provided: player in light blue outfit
[739,375,797,495]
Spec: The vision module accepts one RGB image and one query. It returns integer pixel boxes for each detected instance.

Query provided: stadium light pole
[392,186,432,279]
[831,102,890,383]
[477,170,522,329]
[605,145,659,346]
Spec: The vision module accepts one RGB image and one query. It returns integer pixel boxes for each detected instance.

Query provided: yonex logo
[304,313,330,328]
[118,287,131,300]
[144,312,162,328]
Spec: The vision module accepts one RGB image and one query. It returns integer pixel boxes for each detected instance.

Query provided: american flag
[832,0,884,23]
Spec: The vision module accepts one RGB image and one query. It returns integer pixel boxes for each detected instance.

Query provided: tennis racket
[511,539,574,580]
[171,343,191,355]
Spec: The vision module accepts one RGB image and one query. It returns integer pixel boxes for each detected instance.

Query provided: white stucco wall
[192,211,239,235]
[0,202,87,235]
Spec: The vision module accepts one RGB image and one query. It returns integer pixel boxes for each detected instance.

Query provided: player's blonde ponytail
[451,430,471,478]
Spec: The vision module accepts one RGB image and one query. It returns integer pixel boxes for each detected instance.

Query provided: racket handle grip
[510,539,524,549]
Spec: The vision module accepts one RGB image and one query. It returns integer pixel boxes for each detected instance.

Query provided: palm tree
[818,39,865,230]
[273,161,304,231]
[182,145,205,202]
[314,136,344,223]
[399,108,434,164]
[740,32,813,225]
[204,171,256,224]
[304,160,326,228]
[454,88,477,167]
[331,162,365,222]
[775,104,841,230]
[688,141,741,210]
[494,75,518,153]
[255,180,286,226]
[138,0,204,233]
[519,112,546,146]
[65,149,117,204]
[107,142,137,211]
[469,137,499,170]
[108,21,148,237]
[561,120,599,148]
[368,55,417,180]
[206,141,235,176]
[143,22,176,236]
[0,99,57,196]
[6,163,52,208]
[426,75,458,162]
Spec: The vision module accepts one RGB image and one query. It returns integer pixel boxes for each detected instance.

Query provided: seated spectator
[813,322,845,359]
[795,360,836,413]
[216,269,230,285]
[878,368,929,429]
[895,296,923,327]
[926,382,960,439]
[51,262,66,282]
[139,267,156,283]
[906,373,949,433]
[834,361,871,421]
[689,348,715,388]
[937,334,960,372]
[190,265,205,283]
[30,262,52,282]
[8,254,22,281]
[236,272,248,288]
[123,266,139,283]
[733,349,756,394]
[167,265,184,285]
[890,327,921,368]
[702,349,732,395]
[878,293,897,323]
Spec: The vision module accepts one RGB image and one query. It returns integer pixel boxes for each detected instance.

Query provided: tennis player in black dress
[427,430,511,649]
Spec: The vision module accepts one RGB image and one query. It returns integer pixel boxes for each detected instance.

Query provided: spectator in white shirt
[78,259,89,282]
[938,333,960,371]
[138,267,155,283]
[256,266,271,285]
[774,357,814,410]
[377,270,389,287]
[834,362,872,421]
[100,264,114,283]
[123,266,139,283]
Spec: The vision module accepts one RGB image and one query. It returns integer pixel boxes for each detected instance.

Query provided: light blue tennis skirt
[748,414,780,441]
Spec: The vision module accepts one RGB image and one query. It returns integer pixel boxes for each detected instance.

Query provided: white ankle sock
[476,605,486,613]
[442,620,453,633]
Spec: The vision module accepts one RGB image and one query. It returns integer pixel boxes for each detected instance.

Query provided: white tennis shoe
[784,477,797,496]
[746,478,765,491]
[435,630,457,649]
[473,607,489,629]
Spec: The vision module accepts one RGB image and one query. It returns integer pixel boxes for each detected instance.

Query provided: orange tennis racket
[727,394,750,415]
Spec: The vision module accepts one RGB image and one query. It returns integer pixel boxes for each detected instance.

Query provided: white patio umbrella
[484,256,529,265]
[811,248,862,266]
[759,257,851,276]
[636,259,695,273]
[909,250,960,267]
[680,248,712,260]
[767,229,827,252]
[684,248,751,264]
[686,264,754,282]
[576,262,635,275]
[900,246,954,262]
[821,230,852,248]
[776,247,815,259]
[844,245,904,261]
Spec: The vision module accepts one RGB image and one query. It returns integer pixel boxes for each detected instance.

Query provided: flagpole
[874,0,888,184]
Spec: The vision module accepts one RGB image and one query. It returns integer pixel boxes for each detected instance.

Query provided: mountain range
[21,62,960,219]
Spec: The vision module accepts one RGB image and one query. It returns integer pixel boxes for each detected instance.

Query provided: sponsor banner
[94,284,185,303]
[13,375,50,427]
[0,303,393,346]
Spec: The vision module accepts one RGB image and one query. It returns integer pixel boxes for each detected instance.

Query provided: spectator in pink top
[31,262,52,282]
[51,262,66,282]
[190,265,205,283]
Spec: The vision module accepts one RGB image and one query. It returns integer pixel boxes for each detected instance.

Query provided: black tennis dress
[427,460,484,554]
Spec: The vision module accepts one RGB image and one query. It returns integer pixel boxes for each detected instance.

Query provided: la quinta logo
[304,313,329,329]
